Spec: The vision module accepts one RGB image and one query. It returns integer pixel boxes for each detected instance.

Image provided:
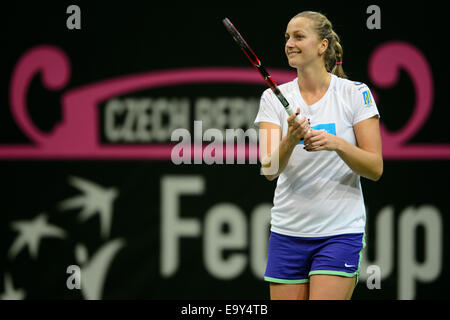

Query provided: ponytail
[330,33,347,78]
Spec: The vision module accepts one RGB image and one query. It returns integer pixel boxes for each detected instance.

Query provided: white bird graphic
[8,213,66,259]
[0,273,26,300]
[58,176,118,239]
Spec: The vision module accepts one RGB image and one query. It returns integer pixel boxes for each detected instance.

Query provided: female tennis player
[254,11,382,300]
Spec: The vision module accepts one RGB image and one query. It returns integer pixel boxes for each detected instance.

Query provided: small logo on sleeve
[362,90,373,105]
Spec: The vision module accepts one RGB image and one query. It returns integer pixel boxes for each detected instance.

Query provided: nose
[285,37,295,49]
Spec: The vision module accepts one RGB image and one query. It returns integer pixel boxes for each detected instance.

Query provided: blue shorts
[264,232,365,284]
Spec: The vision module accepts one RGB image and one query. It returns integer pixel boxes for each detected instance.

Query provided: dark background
[1,1,448,300]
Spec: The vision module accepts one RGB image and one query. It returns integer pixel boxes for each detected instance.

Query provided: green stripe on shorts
[308,270,357,277]
[264,276,309,284]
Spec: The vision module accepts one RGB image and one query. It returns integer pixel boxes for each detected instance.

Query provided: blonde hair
[293,11,347,78]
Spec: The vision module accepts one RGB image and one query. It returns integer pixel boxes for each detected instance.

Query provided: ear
[318,38,328,55]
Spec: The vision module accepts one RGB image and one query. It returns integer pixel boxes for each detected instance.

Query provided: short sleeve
[254,90,282,127]
[351,83,380,125]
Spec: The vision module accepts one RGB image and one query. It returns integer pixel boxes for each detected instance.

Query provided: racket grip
[273,82,304,121]
[285,104,303,121]
[285,104,297,116]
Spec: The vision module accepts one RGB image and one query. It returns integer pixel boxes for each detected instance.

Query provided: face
[284,17,328,68]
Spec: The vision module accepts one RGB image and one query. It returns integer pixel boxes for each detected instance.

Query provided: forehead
[285,16,315,33]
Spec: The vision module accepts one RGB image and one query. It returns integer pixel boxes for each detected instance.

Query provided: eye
[297,35,304,39]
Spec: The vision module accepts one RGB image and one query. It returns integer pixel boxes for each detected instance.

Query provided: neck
[297,64,330,93]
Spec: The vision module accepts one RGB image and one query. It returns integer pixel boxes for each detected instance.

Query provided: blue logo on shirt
[362,90,372,105]
[299,123,336,145]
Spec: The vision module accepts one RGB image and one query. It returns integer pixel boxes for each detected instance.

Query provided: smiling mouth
[287,51,301,56]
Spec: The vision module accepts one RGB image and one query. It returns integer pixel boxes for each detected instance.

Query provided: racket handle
[285,104,297,116]
[273,88,303,120]
[284,104,304,121]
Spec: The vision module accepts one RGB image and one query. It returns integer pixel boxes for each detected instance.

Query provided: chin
[287,58,301,68]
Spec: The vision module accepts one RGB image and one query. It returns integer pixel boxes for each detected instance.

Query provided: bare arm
[303,116,383,181]
[259,110,310,181]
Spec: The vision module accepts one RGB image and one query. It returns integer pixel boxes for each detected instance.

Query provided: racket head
[222,18,260,66]
[222,18,294,113]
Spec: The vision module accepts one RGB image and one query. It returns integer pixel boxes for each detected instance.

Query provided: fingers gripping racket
[222,18,300,120]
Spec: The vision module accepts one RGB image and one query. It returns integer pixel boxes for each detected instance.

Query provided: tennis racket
[222,17,301,120]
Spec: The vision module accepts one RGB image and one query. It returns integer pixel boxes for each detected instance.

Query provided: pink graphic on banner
[369,41,449,159]
[0,42,448,160]
[4,45,279,159]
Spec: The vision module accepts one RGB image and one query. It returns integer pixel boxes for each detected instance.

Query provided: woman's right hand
[286,108,310,147]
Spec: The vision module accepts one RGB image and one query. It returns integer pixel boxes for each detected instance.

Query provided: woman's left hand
[303,129,342,152]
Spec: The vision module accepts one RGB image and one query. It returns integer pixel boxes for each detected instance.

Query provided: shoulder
[262,77,297,95]
[333,76,374,104]
[334,76,369,93]
[261,78,297,105]
[278,77,298,91]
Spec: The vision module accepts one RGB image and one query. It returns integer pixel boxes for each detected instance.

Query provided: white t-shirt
[254,74,380,237]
